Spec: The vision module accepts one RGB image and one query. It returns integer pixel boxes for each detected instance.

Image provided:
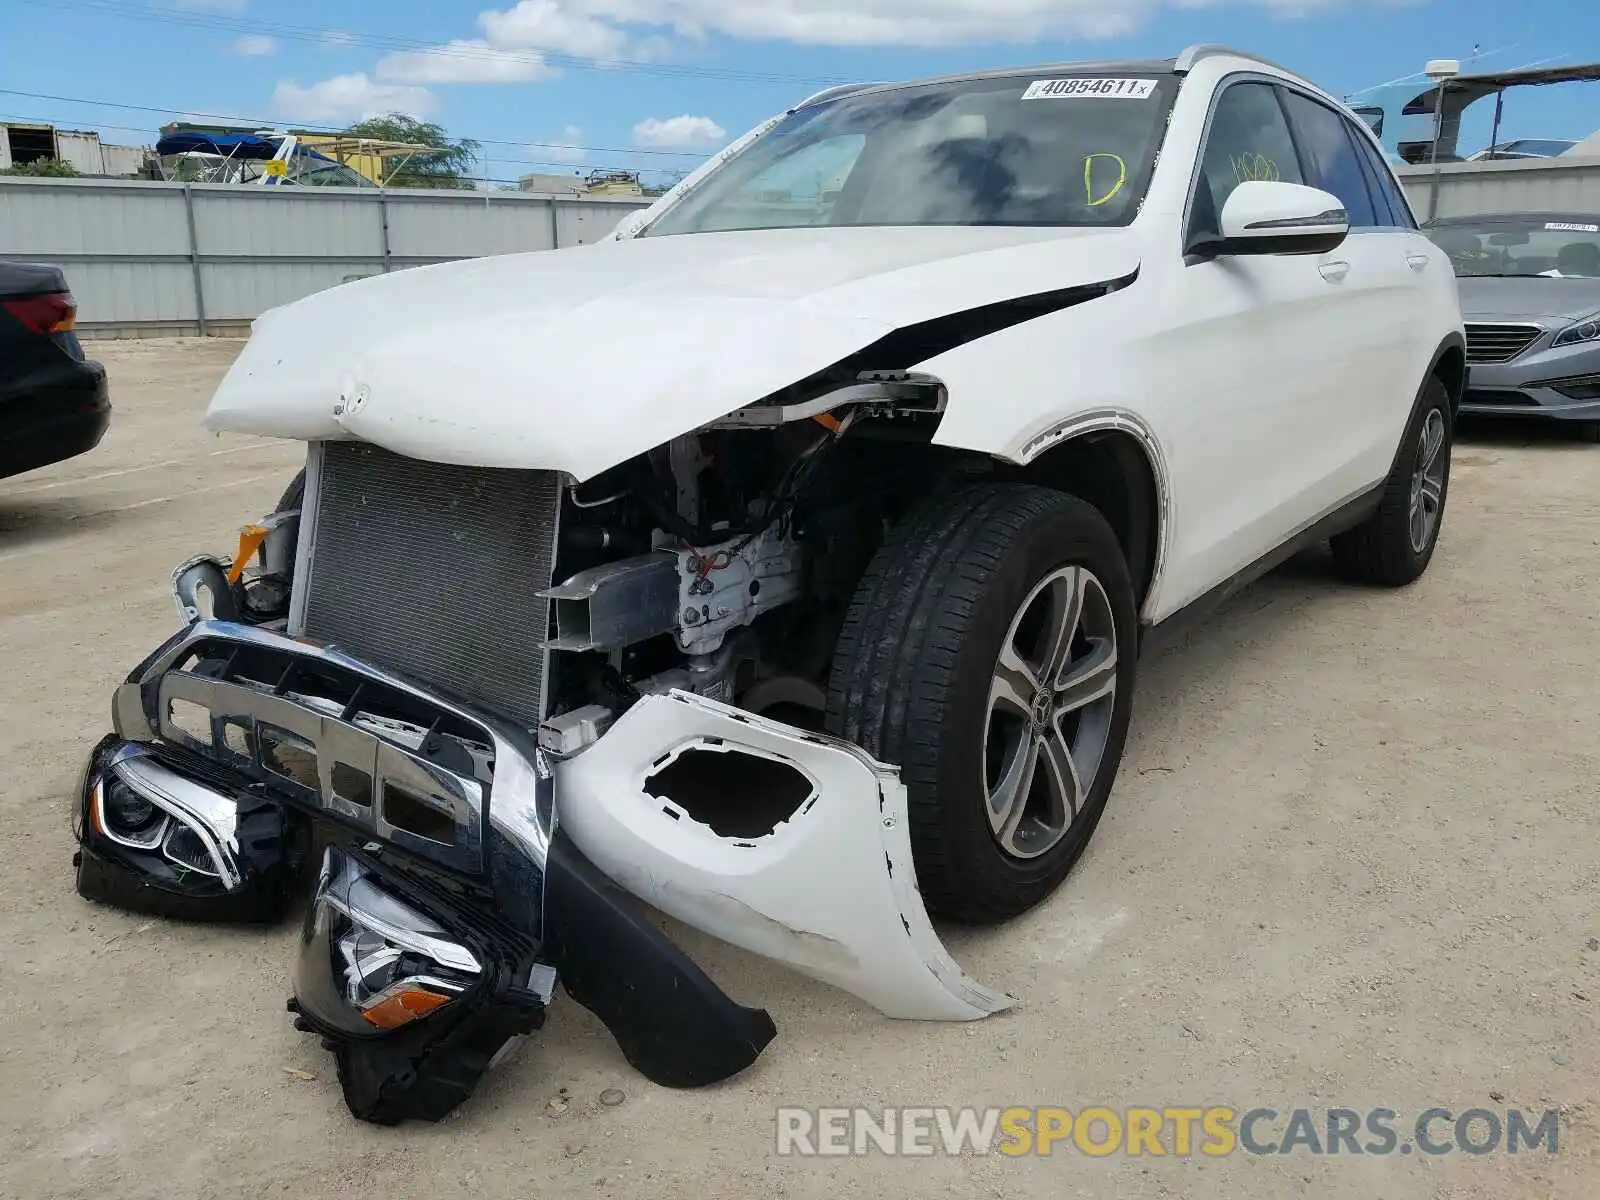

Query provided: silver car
[1424,212,1600,439]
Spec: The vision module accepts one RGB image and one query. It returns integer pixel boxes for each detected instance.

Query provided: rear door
[1278,87,1428,493]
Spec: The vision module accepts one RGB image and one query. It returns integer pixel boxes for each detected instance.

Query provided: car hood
[205,224,1140,480]
[1455,276,1600,323]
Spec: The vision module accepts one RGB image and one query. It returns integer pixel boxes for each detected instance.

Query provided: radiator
[295,440,562,731]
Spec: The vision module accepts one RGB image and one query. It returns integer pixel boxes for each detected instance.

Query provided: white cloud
[455,0,1411,52]
[633,114,726,149]
[376,39,551,83]
[270,73,437,123]
[231,34,277,56]
[481,0,630,59]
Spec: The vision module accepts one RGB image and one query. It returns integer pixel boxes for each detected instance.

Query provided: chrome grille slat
[299,441,561,731]
[1464,323,1542,364]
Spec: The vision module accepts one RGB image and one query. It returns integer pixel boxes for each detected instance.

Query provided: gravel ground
[1,338,1596,1200]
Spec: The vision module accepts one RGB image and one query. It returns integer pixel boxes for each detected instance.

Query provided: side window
[1191,82,1305,238]
[1279,90,1378,227]
[1349,126,1418,229]
[1350,132,1398,225]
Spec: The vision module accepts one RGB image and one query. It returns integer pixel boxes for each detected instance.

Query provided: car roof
[801,57,1180,105]
[792,46,1311,110]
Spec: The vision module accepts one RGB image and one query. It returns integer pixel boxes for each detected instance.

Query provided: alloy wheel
[983,566,1119,861]
[1409,408,1448,554]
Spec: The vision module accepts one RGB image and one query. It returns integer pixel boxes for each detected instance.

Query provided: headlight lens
[1553,318,1600,349]
[99,778,166,846]
[295,848,481,1036]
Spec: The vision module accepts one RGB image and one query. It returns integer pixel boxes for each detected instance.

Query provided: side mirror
[1192,181,1350,258]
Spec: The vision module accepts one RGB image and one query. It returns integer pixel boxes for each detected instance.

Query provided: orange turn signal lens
[360,984,452,1030]
[227,524,272,585]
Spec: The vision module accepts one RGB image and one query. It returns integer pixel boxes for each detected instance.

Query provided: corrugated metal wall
[1397,157,1600,221]
[0,176,652,337]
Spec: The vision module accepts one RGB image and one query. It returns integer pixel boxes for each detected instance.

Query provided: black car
[0,262,111,480]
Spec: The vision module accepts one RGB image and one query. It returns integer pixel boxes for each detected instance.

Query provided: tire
[825,484,1139,924]
[277,467,307,513]
[1330,376,1452,586]
[1579,422,1600,445]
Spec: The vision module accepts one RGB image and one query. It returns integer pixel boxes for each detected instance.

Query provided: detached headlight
[289,845,549,1125]
[1553,317,1600,349]
[297,850,481,1036]
[75,737,292,922]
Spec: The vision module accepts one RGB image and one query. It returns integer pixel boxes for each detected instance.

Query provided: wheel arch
[1009,412,1171,618]
[1429,332,1467,417]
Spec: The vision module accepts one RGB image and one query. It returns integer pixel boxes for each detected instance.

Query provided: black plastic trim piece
[1138,482,1384,661]
[542,827,777,1088]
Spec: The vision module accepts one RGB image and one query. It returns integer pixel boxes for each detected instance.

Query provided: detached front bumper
[77,619,1010,1122]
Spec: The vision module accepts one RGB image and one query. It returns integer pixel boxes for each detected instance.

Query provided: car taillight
[2,291,76,334]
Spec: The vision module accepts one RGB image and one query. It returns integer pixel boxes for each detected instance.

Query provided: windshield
[1426,216,1600,278]
[641,71,1178,236]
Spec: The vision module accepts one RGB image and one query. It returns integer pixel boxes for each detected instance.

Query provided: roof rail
[793,83,878,110]
[1174,43,1299,77]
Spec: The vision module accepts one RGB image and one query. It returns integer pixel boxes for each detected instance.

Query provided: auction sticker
[1023,77,1157,100]
[1546,221,1599,233]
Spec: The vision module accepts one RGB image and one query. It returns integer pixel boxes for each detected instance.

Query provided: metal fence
[0,176,651,338]
[1397,156,1600,222]
[7,163,1599,338]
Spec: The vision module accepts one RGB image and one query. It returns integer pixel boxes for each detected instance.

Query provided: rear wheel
[825,485,1138,924]
[1330,376,1452,586]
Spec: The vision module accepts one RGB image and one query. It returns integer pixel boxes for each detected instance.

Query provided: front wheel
[825,485,1139,924]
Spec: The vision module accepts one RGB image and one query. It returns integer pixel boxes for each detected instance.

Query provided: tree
[0,157,80,177]
[341,114,480,189]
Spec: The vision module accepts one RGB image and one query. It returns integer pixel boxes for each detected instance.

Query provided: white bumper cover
[554,691,1016,1021]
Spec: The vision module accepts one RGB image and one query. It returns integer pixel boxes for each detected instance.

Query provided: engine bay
[536,371,952,752]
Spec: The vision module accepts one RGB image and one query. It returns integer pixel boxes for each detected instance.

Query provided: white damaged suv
[75,45,1465,1123]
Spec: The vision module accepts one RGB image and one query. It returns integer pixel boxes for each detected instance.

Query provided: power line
[22,0,852,88]
[0,89,720,159]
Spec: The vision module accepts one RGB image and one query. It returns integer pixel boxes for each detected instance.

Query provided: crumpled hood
[206,224,1140,480]
[1455,275,1600,323]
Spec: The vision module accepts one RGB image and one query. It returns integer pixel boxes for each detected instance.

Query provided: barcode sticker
[1545,221,1599,233]
[1022,77,1158,101]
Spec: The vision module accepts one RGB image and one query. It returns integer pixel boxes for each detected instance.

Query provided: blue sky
[3,0,1597,185]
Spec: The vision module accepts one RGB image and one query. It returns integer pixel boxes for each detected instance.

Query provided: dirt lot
[1,338,1597,1199]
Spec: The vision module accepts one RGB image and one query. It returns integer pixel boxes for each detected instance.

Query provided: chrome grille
[297,441,561,731]
[1464,323,1543,364]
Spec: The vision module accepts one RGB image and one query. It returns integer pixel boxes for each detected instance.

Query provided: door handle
[1407,253,1431,272]
[1319,261,1350,283]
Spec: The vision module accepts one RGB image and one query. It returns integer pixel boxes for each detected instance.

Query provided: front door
[1149,78,1366,613]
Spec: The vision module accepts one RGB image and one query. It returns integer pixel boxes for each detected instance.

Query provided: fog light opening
[643,745,816,839]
